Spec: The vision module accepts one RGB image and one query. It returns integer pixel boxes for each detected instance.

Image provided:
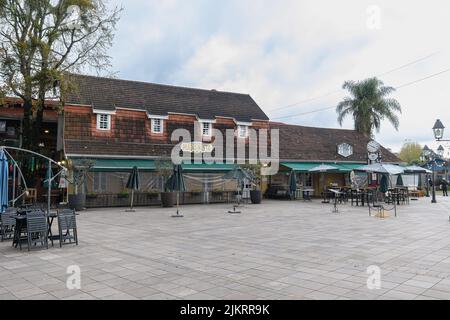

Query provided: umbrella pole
[172,191,184,217]
[131,189,134,210]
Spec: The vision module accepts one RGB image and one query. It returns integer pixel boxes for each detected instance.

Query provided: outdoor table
[47,212,59,246]
[302,188,314,201]
[11,214,27,250]
[328,189,342,213]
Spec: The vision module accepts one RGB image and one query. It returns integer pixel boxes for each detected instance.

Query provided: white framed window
[238,125,248,138]
[151,118,163,133]
[96,114,111,130]
[201,122,211,137]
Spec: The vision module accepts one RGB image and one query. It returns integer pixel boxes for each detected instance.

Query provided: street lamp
[438,145,445,158]
[422,145,437,203]
[433,119,445,141]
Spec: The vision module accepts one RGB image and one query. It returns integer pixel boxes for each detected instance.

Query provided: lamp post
[422,145,437,203]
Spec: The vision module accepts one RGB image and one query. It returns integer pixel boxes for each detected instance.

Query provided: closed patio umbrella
[126,166,140,212]
[223,165,253,213]
[288,170,297,199]
[166,164,186,217]
[0,149,8,213]
[380,175,389,193]
[396,174,404,187]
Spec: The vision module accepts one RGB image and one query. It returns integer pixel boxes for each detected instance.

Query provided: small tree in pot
[242,162,263,204]
[67,159,95,211]
[155,160,176,207]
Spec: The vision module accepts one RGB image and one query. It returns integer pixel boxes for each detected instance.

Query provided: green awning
[281,162,365,173]
[181,163,236,172]
[335,163,366,172]
[281,162,319,172]
[70,158,155,172]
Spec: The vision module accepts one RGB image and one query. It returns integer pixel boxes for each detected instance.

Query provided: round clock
[367,140,380,153]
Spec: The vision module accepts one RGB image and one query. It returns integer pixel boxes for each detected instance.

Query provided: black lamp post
[422,145,437,203]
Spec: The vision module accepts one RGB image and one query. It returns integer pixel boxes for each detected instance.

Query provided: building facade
[1,74,401,207]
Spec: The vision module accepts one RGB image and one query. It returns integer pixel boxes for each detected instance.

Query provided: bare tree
[0,0,121,150]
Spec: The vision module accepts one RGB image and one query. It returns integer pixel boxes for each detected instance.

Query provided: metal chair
[1,208,17,241]
[57,209,78,247]
[26,210,48,251]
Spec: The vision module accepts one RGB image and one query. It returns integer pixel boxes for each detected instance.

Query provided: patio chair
[1,208,17,241]
[57,209,78,247]
[26,210,48,251]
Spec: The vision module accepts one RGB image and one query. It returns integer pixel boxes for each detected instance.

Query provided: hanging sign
[181,142,214,154]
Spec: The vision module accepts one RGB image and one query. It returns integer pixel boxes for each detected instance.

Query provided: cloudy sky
[107,0,450,154]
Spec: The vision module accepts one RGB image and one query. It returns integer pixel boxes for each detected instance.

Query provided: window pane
[152,119,162,133]
[97,114,110,130]
[202,122,210,136]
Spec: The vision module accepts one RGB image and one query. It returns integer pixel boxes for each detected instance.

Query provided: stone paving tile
[1,198,450,300]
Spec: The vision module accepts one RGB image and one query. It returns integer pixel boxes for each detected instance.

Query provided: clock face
[337,143,354,158]
[368,153,379,161]
[367,140,380,153]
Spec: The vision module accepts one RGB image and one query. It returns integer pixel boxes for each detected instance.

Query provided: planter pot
[161,192,176,207]
[250,190,262,204]
[68,193,86,211]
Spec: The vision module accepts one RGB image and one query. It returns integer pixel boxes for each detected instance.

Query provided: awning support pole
[48,159,51,214]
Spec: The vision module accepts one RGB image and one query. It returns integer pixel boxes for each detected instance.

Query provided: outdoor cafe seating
[1,204,79,251]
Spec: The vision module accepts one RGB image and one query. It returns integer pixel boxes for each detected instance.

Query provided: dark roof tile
[65,74,269,122]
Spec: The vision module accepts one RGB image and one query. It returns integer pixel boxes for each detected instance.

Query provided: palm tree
[336,77,401,137]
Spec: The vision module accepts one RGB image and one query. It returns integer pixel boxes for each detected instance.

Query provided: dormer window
[96,114,111,130]
[238,125,248,138]
[202,122,211,137]
[151,118,163,133]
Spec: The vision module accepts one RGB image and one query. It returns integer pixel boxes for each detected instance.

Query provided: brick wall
[64,105,272,159]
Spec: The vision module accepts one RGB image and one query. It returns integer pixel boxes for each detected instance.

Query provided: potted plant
[86,192,98,199]
[117,190,129,198]
[147,189,159,199]
[243,162,263,204]
[156,160,176,207]
[67,159,95,211]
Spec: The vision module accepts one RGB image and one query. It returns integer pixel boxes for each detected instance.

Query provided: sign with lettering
[181,142,214,154]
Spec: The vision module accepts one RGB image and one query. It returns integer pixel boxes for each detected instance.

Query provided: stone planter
[250,190,262,204]
[161,192,176,207]
[68,193,86,211]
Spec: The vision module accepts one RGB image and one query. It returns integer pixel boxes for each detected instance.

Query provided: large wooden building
[0,74,401,207]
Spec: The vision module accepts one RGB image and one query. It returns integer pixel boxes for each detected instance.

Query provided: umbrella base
[125,209,136,212]
[228,206,241,214]
[171,213,184,218]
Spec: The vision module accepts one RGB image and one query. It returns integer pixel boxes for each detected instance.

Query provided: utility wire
[272,65,450,120]
[269,51,439,114]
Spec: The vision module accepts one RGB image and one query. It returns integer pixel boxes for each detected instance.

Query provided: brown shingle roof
[272,122,400,163]
[65,74,269,122]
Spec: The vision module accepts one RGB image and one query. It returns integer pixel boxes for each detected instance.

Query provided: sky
[107,0,450,154]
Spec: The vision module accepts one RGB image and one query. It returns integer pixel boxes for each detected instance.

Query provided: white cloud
[109,0,450,153]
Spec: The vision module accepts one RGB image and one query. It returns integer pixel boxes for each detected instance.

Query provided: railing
[85,191,238,208]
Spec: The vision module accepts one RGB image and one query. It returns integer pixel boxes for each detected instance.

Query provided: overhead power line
[269,51,439,114]
[272,65,450,120]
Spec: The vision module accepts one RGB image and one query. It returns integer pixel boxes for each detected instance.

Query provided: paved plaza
[1,197,450,300]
